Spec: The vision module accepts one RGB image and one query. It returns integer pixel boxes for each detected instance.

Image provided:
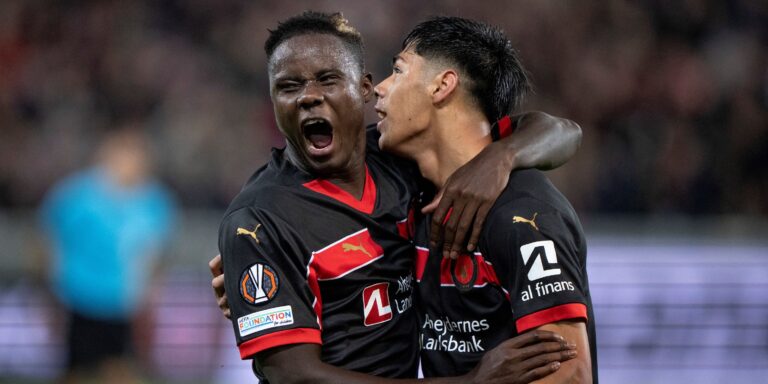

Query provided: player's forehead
[393,47,419,64]
[393,47,433,75]
[269,33,358,78]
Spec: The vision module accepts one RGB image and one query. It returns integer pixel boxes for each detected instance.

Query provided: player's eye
[319,74,339,86]
[277,82,301,93]
[392,65,402,74]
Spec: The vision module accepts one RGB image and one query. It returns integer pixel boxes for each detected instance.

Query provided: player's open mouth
[302,118,334,156]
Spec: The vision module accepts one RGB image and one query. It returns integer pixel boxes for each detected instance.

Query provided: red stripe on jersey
[396,218,408,239]
[238,327,321,359]
[303,164,377,214]
[497,115,513,139]
[515,303,588,333]
[306,255,323,328]
[415,246,429,281]
[311,228,385,281]
[306,229,385,326]
[438,253,501,287]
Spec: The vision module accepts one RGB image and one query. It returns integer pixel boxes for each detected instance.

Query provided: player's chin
[378,134,405,156]
[377,132,394,152]
[304,152,347,177]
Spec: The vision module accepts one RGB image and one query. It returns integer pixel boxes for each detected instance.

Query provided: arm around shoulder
[504,111,582,171]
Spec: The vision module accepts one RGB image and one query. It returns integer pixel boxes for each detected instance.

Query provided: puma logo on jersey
[513,213,539,231]
[343,242,372,258]
[237,224,262,243]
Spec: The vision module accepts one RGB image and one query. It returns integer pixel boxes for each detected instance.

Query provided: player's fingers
[518,341,577,361]
[212,274,225,295]
[442,203,466,259]
[448,199,480,259]
[217,294,232,319]
[217,293,228,310]
[514,361,562,384]
[466,203,492,252]
[429,195,453,248]
[503,330,564,349]
[421,189,443,214]
[209,254,223,276]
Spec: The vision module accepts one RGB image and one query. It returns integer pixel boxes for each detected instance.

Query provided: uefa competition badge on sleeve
[240,263,280,305]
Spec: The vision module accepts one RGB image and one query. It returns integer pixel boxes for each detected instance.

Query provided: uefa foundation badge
[240,263,279,305]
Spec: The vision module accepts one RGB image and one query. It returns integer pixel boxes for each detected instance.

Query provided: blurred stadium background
[1,0,766,383]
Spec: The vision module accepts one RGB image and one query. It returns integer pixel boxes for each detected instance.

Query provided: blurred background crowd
[1,1,766,383]
[1,0,765,215]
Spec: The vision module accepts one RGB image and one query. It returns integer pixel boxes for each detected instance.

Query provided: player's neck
[415,108,492,188]
[286,143,368,199]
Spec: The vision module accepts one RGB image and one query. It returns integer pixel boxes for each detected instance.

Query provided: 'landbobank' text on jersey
[219,127,420,379]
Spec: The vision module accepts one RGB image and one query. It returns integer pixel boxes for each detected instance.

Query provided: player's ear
[362,73,374,102]
[431,69,459,105]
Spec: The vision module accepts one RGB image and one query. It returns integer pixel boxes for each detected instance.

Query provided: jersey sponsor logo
[240,263,279,305]
[237,224,262,243]
[362,282,393,326]
[237,305,294,337]
[520,240,561,281]
[342,242,373,258]
[513,212,539,231]
[420,313,489,353]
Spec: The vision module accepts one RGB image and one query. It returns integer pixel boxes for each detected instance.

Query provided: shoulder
[494,169,578,222]
[222,153,302,218]
[483,170,582,248]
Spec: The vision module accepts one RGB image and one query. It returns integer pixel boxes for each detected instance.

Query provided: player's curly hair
[402,16,530,122]
[264,11,365,73]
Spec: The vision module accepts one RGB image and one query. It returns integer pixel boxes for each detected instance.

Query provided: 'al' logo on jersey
[240,263,279,305]
[362,282,393,326]
[520,240,561,281]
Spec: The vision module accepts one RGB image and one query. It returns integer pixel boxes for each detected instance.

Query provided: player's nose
[297,82,324,108]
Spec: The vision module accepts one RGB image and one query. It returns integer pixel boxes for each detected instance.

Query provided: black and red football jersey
[414,169,597,382]
[219,126,421,379]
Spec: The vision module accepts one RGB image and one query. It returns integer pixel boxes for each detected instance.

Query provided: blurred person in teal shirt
[40,127,176,384]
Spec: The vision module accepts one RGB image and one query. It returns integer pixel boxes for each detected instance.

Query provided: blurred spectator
[39,127,176,383]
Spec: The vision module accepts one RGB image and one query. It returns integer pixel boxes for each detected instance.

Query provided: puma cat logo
[513,213,539,231]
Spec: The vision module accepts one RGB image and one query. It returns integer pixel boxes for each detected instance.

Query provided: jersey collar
[302,164,377,215]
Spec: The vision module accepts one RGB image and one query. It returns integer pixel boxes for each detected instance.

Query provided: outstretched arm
[427,112,582,258]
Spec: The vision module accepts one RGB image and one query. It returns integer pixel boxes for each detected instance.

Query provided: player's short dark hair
[402,16,530,121]
[264,11,365,73]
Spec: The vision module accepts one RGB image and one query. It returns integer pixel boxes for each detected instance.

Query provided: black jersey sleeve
[483,199,589,333]
[219,207,321,359]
